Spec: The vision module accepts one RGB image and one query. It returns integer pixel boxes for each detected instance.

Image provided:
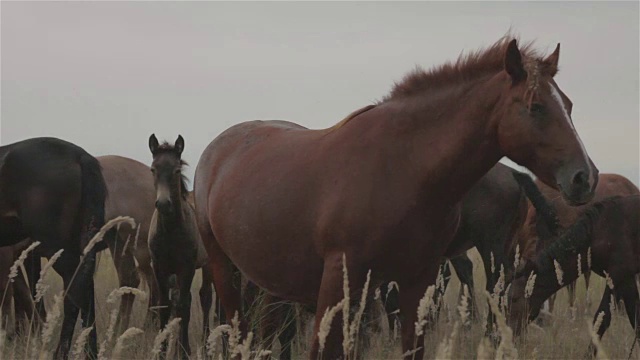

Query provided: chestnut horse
[194,37,598,359]
[0,137,107,359]
[509,195,640,356]
[516,174,639,315]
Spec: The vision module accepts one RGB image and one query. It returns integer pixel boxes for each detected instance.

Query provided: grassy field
[1,248,638,359]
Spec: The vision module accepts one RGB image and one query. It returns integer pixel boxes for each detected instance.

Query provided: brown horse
[508,195,640,356]
[148,135,209,358]
[0,137,107,359]
[194,36,598,359]
[517,174,639,315]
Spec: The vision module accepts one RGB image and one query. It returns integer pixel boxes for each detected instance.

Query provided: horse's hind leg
[201,230,247,348]
[106,228,141,335]
[199,263,214,342]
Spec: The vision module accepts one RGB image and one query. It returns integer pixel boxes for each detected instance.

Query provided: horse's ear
[543,43,560,77]
[149,134,159,154]
[175,135,185,156]
[504,39,526,85]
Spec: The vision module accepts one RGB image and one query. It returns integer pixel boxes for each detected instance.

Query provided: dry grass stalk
[414,285,436,337]
[8,241,40,283]
[587,247,592,270]
[206,324,231,358]
[318,299,345,354]
[435,321,459,359]
[476,337,495,359]
[553,259,564,286]
[577,253,583,279]
[588,312,609,360]
[458,285,470,326]
[484,291,518,360]
[83,216,136,256]
[603,271,614,290]
[112,327,144,359]
[70,327,94,360]
[490,252,496,274]
[513,245,521,271]
[151,317,181,359]
[525,271,537,299]
[347,269,372,358]
[34,249,64,303]
[341,253,351,358]
[38,292,64,360]
[228,311,243,359]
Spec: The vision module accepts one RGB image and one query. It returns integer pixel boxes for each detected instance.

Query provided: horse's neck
[396,77,504,201]
[158,199,187,229]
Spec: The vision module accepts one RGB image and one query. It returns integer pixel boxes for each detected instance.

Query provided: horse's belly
[216,224,324,304]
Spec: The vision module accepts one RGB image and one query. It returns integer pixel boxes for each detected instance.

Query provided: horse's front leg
[586,286,614,357]
[153,265,171,358]
[309,253,368,360]
[398,262,442,360]
[176,265,195,359]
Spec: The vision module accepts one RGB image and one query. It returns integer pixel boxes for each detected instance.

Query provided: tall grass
[1,245,637,359]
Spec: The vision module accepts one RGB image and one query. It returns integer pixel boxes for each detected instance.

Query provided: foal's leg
[106,229,141,335]
[177,265,195,359]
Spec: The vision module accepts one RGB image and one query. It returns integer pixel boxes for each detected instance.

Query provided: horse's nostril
[571,170,588,186]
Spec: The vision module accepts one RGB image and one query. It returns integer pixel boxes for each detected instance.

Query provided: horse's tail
[511,171,561,239]
[78,153,108,252]
[66,152,108,307]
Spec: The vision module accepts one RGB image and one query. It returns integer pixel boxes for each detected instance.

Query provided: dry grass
[1,248,638,359]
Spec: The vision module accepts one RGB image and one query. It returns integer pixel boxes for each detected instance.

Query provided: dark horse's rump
[0,137,107,359]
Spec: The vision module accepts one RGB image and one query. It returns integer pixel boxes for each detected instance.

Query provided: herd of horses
[0,35,638,360]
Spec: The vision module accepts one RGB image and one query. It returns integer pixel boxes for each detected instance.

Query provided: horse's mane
[153,142,190,200]
[535,196,622,273]
[379,34,550,103]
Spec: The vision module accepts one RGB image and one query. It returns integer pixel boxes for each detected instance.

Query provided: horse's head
[496,40,598,206]
[148,134,186,214]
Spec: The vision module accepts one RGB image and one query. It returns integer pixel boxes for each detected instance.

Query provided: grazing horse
[194,36,598,359]
[379,163,529,336]
[148,134,208,358]
[508,195,640,355]
[516,174,639,315]
[0,137,107,359]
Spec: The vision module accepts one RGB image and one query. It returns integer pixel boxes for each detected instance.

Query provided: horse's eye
[530,103,544,116]
[150,168,156,174]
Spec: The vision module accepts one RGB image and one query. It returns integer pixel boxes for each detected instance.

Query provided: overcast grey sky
[2,1,638,187]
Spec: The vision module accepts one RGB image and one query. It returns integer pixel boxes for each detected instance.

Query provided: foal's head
[148,134,188,214]
[496,40,598,205]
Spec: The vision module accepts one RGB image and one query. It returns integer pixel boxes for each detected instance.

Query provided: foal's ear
[543,43,560,77]
[504,39,527,85]
[149,134,159,154]
[175,135,185,156]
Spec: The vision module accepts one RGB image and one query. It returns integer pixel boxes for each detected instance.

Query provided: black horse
[0,137,106,359]
[380,163,529,337]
